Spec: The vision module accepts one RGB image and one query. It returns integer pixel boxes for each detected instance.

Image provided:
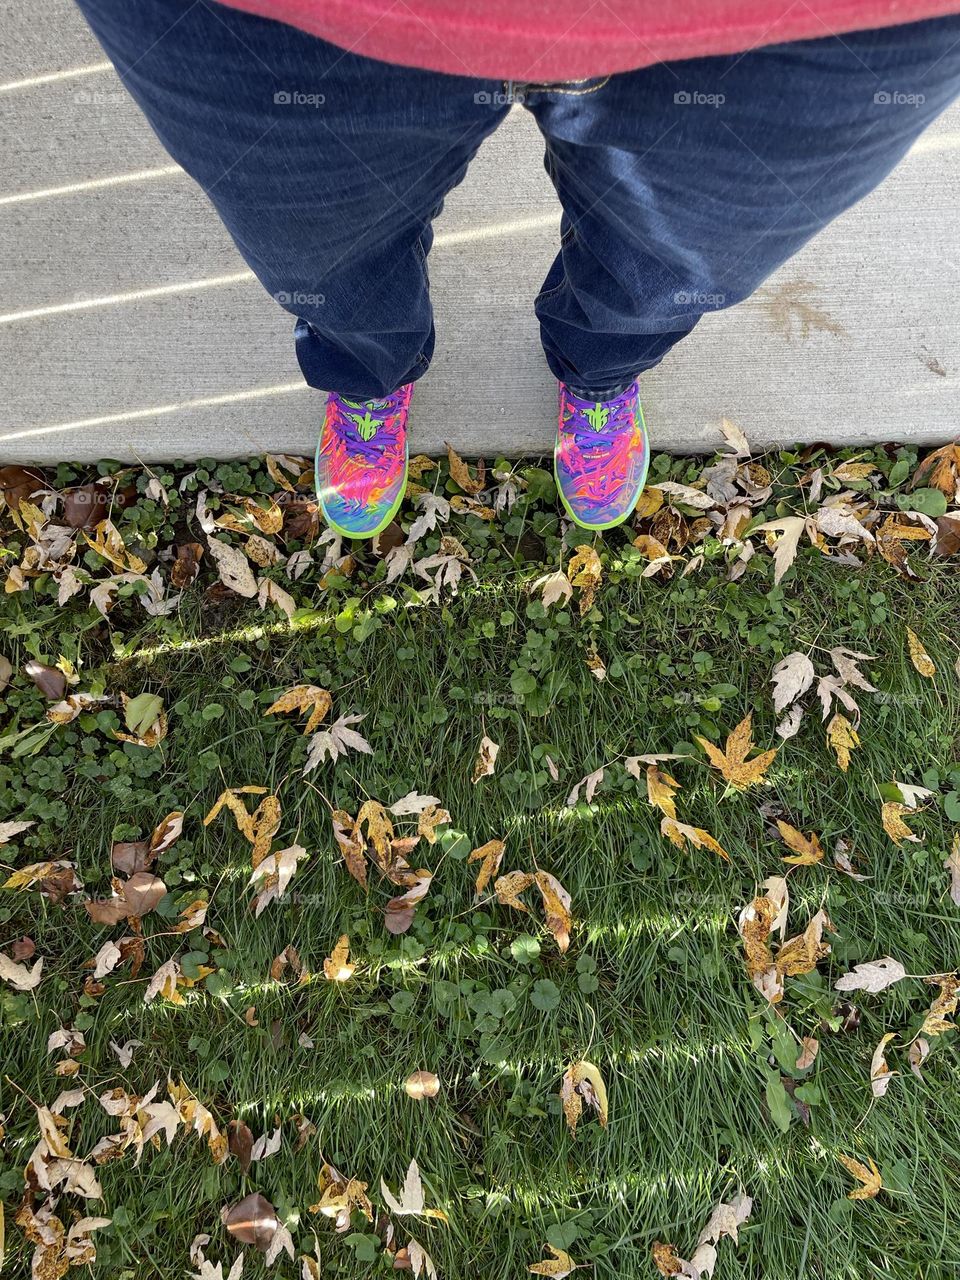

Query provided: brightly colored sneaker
[554,379,650,530]
[315,384,412,538]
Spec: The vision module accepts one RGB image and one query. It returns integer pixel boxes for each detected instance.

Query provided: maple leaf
[468,838,506,896]
[834,957,907,993]
[660,816,729,861]
[920,974,959,1037]
[203,786,268,839]
[775,909,833,978]
[416,803,451,844]
[560,1060,608,1135]
[826,712,860,772]
[910,440,960,502]
[695,714,777,790]
[652,1241,683,1276]
[332,809,367,888]
[445,442,485,494]
[838,1153,883,1200]
[322,935,355,982]
[753,516,805,585]
[777,821,824,866]
[264,685,332,734]
[881,801,922,846]
[0,952,43,991]
[249,844,308,916]
[380,1158,448,1221]
[531,570,574,609]
[770,651,815,714]
[494,870,535,912]
[304,714,373,770]
[528,1244,577,1277]
[534,871,572,952]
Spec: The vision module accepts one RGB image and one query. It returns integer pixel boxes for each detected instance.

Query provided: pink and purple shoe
[554,379,650,530]
[315,384,412,538]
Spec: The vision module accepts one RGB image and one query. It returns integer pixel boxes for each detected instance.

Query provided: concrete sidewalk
[2,0,959,463]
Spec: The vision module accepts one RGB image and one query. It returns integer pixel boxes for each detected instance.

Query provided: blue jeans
[76,0,960,399]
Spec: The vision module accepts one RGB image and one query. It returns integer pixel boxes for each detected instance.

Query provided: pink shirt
[218,0,960,80]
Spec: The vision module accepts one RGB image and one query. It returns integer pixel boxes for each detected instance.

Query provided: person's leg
[74,0,510,399]
[528,17,960,396]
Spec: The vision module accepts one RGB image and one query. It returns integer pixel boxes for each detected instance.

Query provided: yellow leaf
[446,442,485,494]
[838,1153,883,1200]
[83,519,147,573]
[826,712,860,773]
[264,685,332,735]
[528,1244,577,1277]
[832,460,877,481]
[323,934,355,982]
[660,816,730,861]
[921,973,959,1037]
[534,871,572,953]
[494,870,535,912]
[355,800,394,860]
[566,546,602,616]
[634,487,664,518]
[777,820,824,865]
[645,764,680,820]
[202,786,267,835]
[881,801,921,846]
[560,1059,608,1134]
[3,860,58,890]
[417,803,451,845]
[468,838,505,896]
[906,627,936,678]
[694,713,778,790]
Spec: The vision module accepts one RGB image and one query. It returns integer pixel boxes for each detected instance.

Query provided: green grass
[1,445,959,1278]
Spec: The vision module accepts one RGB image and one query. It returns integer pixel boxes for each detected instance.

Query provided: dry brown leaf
[695,713,777,790]
[467,838,506,896]
[796,1037,820,1070]
[944,834,960,906]
[494,870,535,912]
[472,734,499,783]
[416,804,451,844]
[910,441,960,500]
[566,545,602,616]
[323,934,355,982]
[870,1032,898,1098]
[921,974,959,1037]
[652,1241,683,1276]
[534,871,572,953]
[332,809,367,888]
[445,442,486,494]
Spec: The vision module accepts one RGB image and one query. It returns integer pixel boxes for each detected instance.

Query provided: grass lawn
[1,440,959,1279]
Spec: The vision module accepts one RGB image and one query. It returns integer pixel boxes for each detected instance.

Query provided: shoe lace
[328,390,406,463]
[562,386,636,449]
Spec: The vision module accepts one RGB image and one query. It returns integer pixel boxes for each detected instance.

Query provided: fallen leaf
[660,816,729,861]
[906,627,936,678]
[446,442,485,494]
[652,1241,683,1276]
[944,834,960,906]
[560,1059,608,1134]
[645,764,680,820]
[380,1159,448,1221]
[468,838,505,896]
[796,1037,820,1070]
[834,957,907,993]
[695,713,778,790]
[224,1193,280,1251]
[534,871,572,952]
[838,1153,882,1199]
[881,802,921,846]
[908,1037,930,1079]
[753,516,805,585]
[531,570,574,609]
[566,546,602,615]
[0,952,43,991]
[870,1032,898,1098]
[528,1244,577,1277]
[304,713,373,769]
[323,935,355,982]
[770,652,815,714]
[404,1071,440,1101]
[777,821,824,866]
[264,685,332,734]
[472,735,499,783]
[207,536,257,597]
[826,713,860,772]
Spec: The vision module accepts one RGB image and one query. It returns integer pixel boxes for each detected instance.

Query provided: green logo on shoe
[583,402,609,432]
[347,410,380,441]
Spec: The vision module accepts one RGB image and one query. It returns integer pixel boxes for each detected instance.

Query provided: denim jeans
[76,0,960,399]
